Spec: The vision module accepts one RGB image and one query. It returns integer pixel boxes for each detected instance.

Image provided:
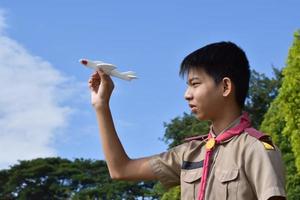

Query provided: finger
[88,80,96,87]
[90,73,101,82]
[97,70,112,82]
[91,70,101,79]
[89,82,99,92]
[89,78,99,86]
[88,83,95,91]
[92,71,98,76]
[96,69,105,76]
[96,70,106,80]
[88,76,100,88]
[91,80,100,87]
[91,74,100,80]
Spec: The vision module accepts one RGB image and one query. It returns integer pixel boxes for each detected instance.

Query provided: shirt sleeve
[245,140,286,200]
[149,143,187,189]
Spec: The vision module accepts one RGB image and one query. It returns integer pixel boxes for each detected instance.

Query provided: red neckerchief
[197,112,251,200]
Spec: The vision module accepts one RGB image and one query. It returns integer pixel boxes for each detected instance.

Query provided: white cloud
[0,10,79,169]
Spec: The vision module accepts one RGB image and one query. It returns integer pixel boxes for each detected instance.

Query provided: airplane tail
[121,71,138,80]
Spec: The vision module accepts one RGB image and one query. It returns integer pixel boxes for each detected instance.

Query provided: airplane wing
[110,70,137,81]
[96,63,116,74]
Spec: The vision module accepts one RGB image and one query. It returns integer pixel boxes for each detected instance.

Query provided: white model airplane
[79,58,137,81]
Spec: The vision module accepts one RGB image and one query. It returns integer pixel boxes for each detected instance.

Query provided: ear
[222,77,232,97]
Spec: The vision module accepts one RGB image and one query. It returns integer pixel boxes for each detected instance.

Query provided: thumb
[97,70,107,79]
[97,70,112,83]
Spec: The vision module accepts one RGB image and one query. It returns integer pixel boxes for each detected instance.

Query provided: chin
[194,112,208,121]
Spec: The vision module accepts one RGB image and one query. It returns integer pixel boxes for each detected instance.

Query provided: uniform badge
[206,138,216,150]
[262,141,275,150]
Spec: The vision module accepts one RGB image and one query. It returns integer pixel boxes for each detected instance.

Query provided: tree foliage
[0,157,158,200]
[245,68,282,128]
[162,113,210,149]
[260,30,300,199]
[161,186,180,200]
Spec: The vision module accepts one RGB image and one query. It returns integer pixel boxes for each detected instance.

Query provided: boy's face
[184,68,224,121]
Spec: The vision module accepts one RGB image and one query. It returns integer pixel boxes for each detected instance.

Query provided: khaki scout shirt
[149,129,286,200]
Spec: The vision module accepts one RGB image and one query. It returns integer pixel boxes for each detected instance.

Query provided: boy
[88,42,286,200]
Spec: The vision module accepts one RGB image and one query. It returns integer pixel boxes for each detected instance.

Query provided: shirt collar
[210,114,243,144]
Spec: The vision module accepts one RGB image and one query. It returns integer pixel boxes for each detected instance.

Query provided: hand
[88,70,114,109]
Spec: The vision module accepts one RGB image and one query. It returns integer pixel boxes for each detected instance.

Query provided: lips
[189,104,197,112]
[189,104,196,108]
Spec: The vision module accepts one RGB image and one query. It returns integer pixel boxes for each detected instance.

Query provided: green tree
[161,186,180,200]
[260,30,300,199]
[0,157,158,200]
[162,113,210,148]
[245,68,282,128]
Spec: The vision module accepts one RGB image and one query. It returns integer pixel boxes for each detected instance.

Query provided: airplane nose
[81,59,88,65]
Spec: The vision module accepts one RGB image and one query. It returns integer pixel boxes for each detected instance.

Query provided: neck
[211,108,242,135]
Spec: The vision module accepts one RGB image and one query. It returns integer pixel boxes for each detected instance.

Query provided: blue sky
[0,0,299,169]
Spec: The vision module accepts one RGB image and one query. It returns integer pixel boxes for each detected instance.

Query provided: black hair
[180,41,250,108]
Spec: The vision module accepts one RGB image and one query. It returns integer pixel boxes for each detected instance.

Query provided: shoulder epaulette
[245,128,275,150]
[183,134,209,143]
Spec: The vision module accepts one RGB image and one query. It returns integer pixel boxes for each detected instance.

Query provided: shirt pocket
[181,168,202,200]
[215,168,239,200]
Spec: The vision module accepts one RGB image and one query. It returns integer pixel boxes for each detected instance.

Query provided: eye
[191,82,201,87]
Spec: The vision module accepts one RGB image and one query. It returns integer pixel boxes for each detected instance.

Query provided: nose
[184,87,193,101]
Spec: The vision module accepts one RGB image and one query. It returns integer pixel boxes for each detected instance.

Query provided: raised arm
[88,70,157,181]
